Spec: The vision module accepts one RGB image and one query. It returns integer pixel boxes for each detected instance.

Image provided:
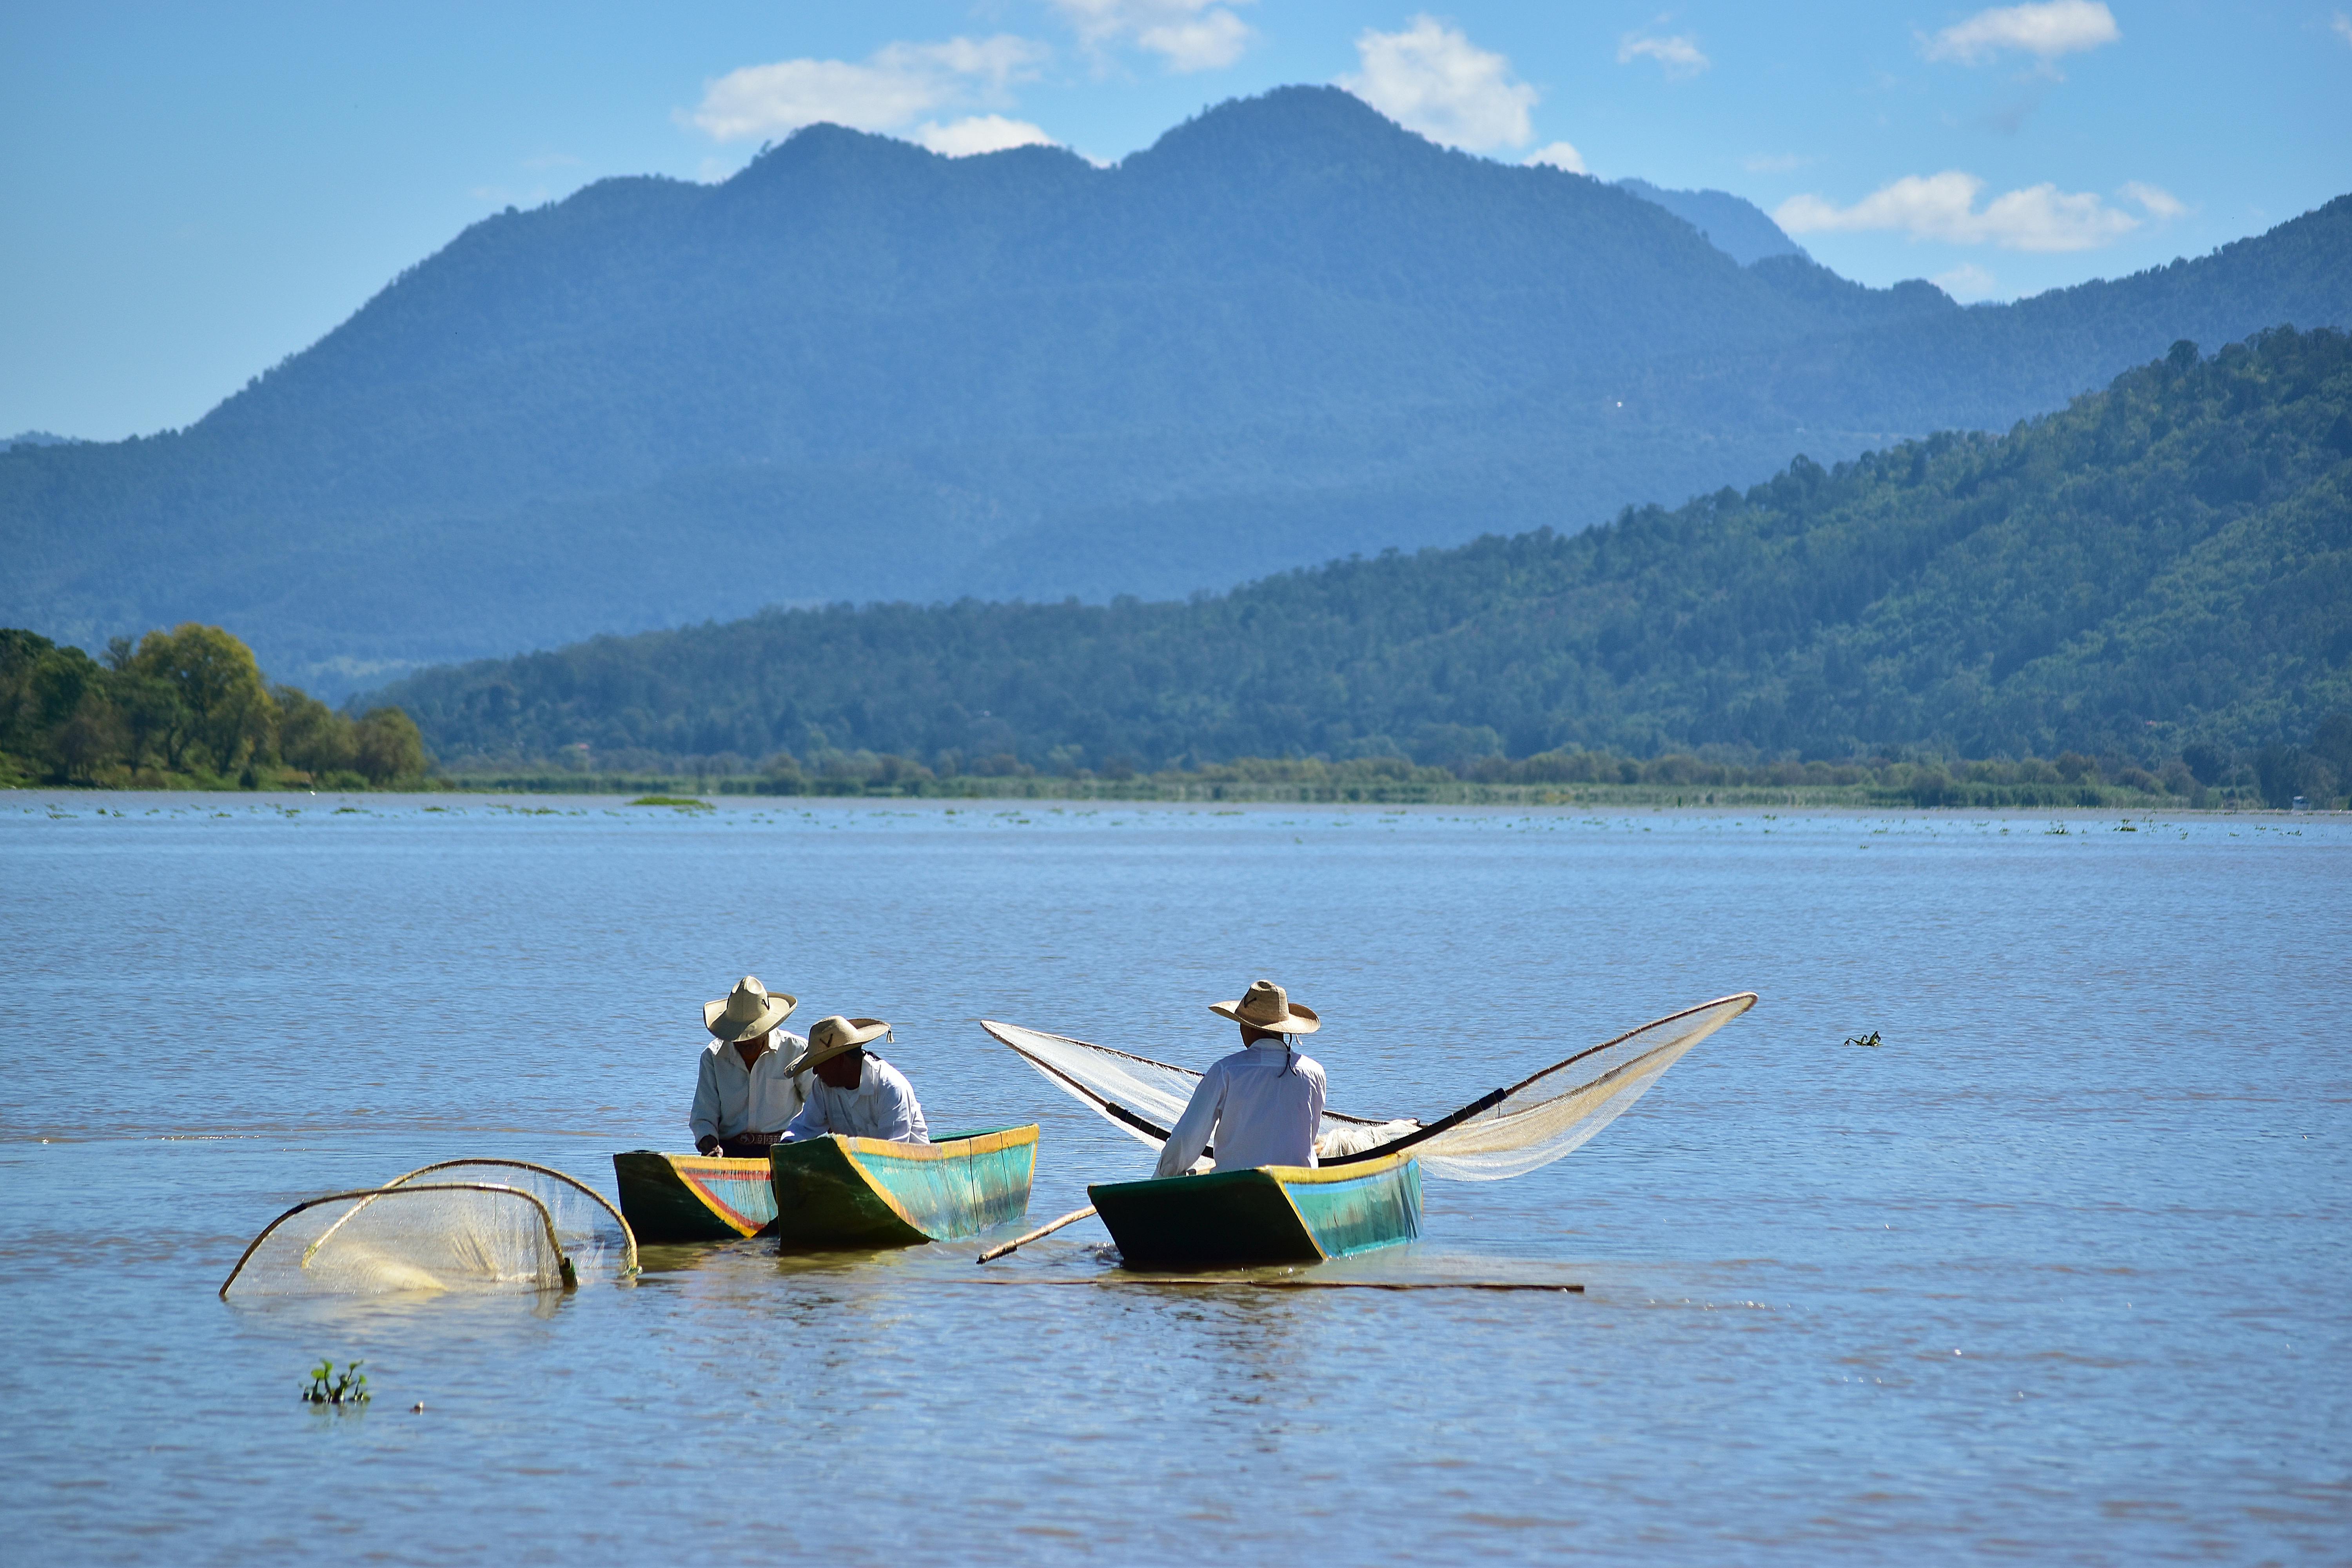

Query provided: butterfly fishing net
[371,1160,637,1281]
[981,992,1756,1183]
[1393,993,1756,1179]
[980,1021,1398,1152]
[220,1183,574,1299]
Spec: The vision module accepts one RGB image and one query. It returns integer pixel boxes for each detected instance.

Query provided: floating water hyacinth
[303,1359,368,1407]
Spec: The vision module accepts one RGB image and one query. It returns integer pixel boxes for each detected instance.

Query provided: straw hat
[1209,978,1321,1035]
[703,976,799,1042]
[792,1015,891,1073]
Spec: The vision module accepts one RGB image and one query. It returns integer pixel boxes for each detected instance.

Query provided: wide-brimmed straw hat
[703,976,799,1042]
[1209,978,1321,1035]
[791,1015,891,1073]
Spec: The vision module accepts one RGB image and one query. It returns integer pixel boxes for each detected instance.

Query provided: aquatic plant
[303,1359,370,1406]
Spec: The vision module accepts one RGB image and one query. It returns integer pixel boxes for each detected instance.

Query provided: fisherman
[778,1015,930,1144]
[690,976,810,1158]
[1153,979,1328,1177]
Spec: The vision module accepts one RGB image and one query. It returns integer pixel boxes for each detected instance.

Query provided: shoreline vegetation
[0,625,428,791]
[7,623,2346,809]
[416,747,2327,809]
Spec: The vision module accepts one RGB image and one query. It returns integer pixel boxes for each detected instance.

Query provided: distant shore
[14,771,2306,812]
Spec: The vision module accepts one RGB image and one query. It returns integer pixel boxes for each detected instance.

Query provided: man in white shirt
[779,1015,930,1145]
[1153,979,1328,1178]
[690,976,811,1157]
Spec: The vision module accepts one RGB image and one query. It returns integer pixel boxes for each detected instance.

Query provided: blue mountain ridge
[3,85,2347,697]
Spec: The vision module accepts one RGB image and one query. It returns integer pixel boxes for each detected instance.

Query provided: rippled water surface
[2,794,2345,1562]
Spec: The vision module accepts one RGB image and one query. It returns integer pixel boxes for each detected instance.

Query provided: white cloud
[2335,12,2352,46]
[1341,16,1539,152]
[913,116,1059,158]
[2120,180,2187,220]
[1049,0,1256,73]
[1743,152,1809,174]
[690,36,1049,142]
[1924,1,2120,67]
[1775,171,2143,252]
[1931,261,2000,300]
[1617,33,1711,79]
[1524,142,1588,174]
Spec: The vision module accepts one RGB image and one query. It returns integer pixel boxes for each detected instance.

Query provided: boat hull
[1089,1151,1422,1269]
[612,1151,779,1243]
[769,1125,1039,1251]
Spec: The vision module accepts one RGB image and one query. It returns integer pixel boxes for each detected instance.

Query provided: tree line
[0,624,428,789]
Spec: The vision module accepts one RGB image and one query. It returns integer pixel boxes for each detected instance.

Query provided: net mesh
[221,1183,570,1298]
[980,993,1755,1183]
[375,1160,635,1281]
[981,1021,1392,1152]
[1406,993,1755,1179]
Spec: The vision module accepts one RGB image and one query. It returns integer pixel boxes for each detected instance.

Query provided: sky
[4,0,2348,441]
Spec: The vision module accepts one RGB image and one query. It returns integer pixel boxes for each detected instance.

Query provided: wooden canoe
[613,1151,779,1243]
[769,1125,1039,1251]
[1088,1151,1423,1270]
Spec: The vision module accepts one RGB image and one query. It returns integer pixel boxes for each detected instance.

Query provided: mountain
[5,87,2350,696]
[1615,178,1808,266]
[381,329,2352,770]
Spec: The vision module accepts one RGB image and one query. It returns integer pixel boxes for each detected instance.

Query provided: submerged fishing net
[982,992,1756,1183]
[220,1183,573,1298]
[372,1160,636,1282]
[219,1160,639,1299]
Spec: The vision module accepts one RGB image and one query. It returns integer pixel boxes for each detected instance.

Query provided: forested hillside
[5,87,2348,695]
[382,330,2351,779]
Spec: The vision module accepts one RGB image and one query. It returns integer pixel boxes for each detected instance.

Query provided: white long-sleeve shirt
[781,1053,929,1145]
[688,1031,810,1144]
[1153,1041,1327,1178]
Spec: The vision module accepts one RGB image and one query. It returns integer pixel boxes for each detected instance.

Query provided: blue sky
[5,0,2347,440]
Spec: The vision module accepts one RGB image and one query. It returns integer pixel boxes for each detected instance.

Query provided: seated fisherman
[690,976,810,1157]
[779,1016,930,1144]
[1154,979,1328,1178]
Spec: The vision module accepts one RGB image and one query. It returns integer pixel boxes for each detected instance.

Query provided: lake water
[2,794,2345,1562]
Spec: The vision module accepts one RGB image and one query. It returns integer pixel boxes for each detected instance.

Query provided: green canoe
[769,1125,1039,1251]
[1089,1150,1423,1269]
[613,1151,779,1244]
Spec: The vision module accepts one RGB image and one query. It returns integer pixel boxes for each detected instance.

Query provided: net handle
[219,1182,574,1299]
[375,1158,638,1276]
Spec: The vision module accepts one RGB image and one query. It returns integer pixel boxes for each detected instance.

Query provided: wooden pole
[977,1205,1097,1263]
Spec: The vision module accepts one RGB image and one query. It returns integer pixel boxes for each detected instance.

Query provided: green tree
[272,684,357,777]
[125,624,276,774]
[351,707,428,783]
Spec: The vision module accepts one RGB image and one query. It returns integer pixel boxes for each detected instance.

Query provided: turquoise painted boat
[769,1126,1039,1250]
[1088,1151,1422,1270]
[613,1151,778,1243]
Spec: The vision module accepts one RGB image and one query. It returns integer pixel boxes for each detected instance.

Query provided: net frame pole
[219,1182,574,1299]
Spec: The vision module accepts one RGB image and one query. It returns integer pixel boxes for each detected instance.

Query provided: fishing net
[981,1021,1397,1152]
[370,1160,637,1281]
[1395,993,1757,1179]
[981,992,1756,1183]
[220,1183,573,1299]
